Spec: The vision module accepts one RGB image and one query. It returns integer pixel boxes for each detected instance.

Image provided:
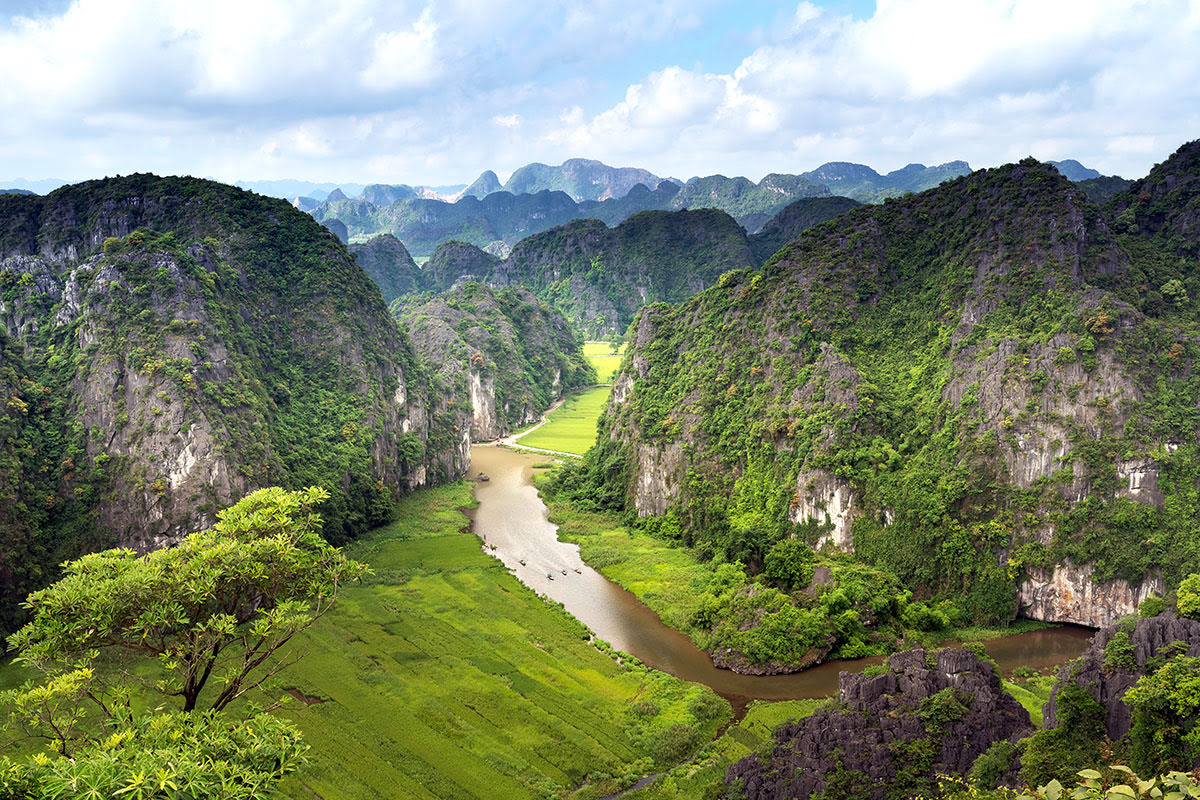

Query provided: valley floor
[265,481,730,799]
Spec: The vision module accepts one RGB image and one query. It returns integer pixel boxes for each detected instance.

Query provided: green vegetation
[265,481,729,799]
[541,471,916,669]
[1,175,451,636]
[583,340,626,384]
[0,481,731,799]
[580,143,1200,661]
[1001,676,1056,726]
[397,281,595,438]
[624,699,824,800]
[519,387,613,455]
[1126,653,1200,774]
[1019,681,1107,787]
[0,487,351,798]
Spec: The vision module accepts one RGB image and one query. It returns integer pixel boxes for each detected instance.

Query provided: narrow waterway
[471,444,1093,704]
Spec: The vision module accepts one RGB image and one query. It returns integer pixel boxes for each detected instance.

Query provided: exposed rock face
[0,175,467,632]
[503,158,663,203]
[727,649,1032,800]
[1044,611,1200,741]
[1018,562,1164,628]
[397,282,593,442]
[425,240,501,293]
[790,467,858,550]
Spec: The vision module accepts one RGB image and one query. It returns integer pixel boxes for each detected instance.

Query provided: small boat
[573,568,581,574]
[519,559,526,566]
[477,472,490,482]
[561,569,567,575]
[546,573,554,580]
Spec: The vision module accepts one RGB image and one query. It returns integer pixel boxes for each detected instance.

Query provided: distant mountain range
[4,156,1124,260]
[309,157,984,256]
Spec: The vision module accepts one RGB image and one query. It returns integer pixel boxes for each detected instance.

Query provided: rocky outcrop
[1018,562,1164,628]
[790,467,858,551]
[1044,611,1200,741]
[727,649,1032,800]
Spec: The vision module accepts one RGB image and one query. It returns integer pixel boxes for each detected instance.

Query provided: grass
[583,341,625,384]
[265,481,730,799]
[625,699,824,799]
[0,482,731,799]
[517,386,612,455]
[1002,676,1057,727]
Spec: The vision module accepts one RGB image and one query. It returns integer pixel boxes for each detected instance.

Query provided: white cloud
[359,7,441,91]
[0,0,1197,184]
[543,0,1200,178]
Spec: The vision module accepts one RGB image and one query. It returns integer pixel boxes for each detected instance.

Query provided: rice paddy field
[583,341,625,384]
[517,386,612,455]
[266,480,731,799]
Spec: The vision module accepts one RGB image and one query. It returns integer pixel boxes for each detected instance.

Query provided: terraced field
[270,481,729,799]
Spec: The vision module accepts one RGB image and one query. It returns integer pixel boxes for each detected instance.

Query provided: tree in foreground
[1,486,366,798]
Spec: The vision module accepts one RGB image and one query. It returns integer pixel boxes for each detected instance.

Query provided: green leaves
[7,486,366,714]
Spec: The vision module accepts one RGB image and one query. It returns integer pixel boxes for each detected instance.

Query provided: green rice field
[583,341,625,384]
[268,481,730,799]
[517,386,612,455]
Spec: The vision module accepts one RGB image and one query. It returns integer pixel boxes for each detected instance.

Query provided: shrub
[1139,595,1166,618]
[1176,574,1200,619]
[1103,631,1136,672]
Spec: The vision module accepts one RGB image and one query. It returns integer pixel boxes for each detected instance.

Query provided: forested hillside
[395,282,595,440]
[592,141,1200,642]
[0,175,467,635]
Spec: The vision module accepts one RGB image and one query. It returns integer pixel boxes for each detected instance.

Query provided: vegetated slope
[348,234,429,302]
[495,209,757,338]
[503,158,663,201]
[748,196,862,263]
[395,282,595,440]
[424,239,502,293]
[668,173,830,232]
[600,142,1200,632]
[0,175,468,635]
[1078,175,1134,206]
[800,160,972,203]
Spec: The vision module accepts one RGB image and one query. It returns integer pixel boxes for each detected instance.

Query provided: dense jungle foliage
[395,281,595,437]
[557,141,1200,668]
[0,175,459,637]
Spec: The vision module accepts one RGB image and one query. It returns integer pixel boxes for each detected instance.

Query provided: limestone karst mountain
[598,142,1200,630]
[0,175,469,634]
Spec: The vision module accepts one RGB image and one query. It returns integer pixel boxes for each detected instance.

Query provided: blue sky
[1,0,1197,187]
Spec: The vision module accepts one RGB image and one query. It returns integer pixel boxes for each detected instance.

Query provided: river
[470,444,1093,706]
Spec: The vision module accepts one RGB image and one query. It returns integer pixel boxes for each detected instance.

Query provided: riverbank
[534,467,1092,679]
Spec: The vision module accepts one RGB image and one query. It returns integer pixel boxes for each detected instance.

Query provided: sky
[1,0,1198,188]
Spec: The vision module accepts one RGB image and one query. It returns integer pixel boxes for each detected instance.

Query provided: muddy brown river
[471,445,1093,704]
